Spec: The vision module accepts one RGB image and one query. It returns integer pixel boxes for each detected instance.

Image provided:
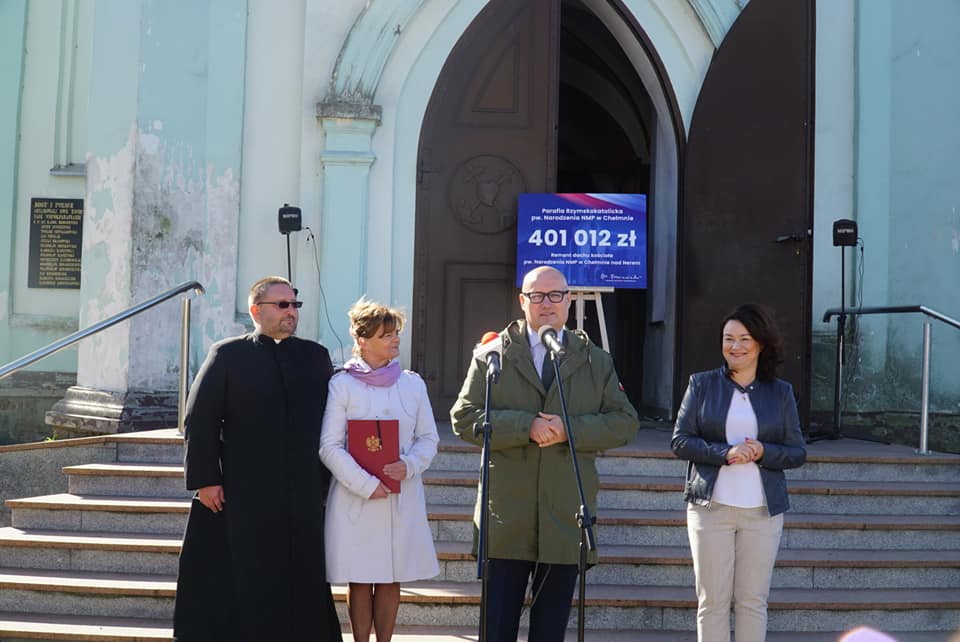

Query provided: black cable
[303,226,345,363]
[856,237,865,310]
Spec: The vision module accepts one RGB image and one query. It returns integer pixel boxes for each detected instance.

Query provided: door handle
[774,234,805,243]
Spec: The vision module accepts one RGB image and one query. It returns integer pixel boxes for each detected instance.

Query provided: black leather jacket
[671,367,806,516]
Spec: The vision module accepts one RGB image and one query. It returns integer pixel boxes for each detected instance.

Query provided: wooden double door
[413,0,815,423]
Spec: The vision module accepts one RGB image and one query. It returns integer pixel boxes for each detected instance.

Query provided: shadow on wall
[0,372,75,446]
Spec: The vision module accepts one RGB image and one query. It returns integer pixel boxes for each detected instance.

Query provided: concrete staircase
[1,426,960,640]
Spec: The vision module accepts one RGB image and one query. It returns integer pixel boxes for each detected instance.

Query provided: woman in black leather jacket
[671,303,806,642]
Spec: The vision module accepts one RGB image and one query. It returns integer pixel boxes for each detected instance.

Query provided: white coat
[319,366,440,583]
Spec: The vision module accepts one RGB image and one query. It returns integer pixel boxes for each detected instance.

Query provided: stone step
[55,460,960,517]
[434,429,960,483]
[10,493,959,551]
[434,540,960,589]
[1,615,948,642]
[329,580,960,632]
[4,525,954,591]
[56,431,960,514]
[785,481,960,515]
[0,568,174,619]
[0,611,173,641]
[438,447,960,485]
[0,527,181,575]
[429,504,960,550]
[5,566,958,631]
[423,470,960,515]
[112,431,185,466]
[7,495,189,535]
[64,464,191,498]
[790,453,960,483]
[24,427,960,483]
[601,443,960,483]
[346,628,958,642]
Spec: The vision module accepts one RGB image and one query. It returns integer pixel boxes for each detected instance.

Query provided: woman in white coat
[320,298,440,642]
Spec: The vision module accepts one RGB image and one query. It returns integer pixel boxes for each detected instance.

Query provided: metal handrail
[822,304,960,454]
[823,304,960,330]
[0,280,205,432]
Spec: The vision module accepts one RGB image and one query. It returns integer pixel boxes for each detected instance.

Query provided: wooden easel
[569,287,614,352]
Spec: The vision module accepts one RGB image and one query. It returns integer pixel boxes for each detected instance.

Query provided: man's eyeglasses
[522,290,568,304]
[256,300,303,309]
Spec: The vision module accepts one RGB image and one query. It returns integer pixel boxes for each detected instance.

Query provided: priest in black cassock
[174,276,343,641]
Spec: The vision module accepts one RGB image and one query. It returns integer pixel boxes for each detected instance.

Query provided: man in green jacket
[450,265,639,642]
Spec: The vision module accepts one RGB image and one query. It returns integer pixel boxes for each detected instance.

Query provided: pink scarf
[342,358,402,387]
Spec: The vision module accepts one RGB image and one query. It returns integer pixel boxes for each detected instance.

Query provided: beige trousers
[686,502,784,642]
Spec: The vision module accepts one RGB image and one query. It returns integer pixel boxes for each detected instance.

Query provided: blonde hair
[348,297,406,357]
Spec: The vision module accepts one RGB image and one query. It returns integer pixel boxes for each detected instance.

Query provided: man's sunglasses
[257,300,303,309]
[522,290,568,303]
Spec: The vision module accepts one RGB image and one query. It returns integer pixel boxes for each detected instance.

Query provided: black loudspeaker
[832,219,858,246]
[278,203,302,234]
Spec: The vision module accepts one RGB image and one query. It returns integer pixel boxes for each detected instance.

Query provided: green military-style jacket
[450,320,640,565]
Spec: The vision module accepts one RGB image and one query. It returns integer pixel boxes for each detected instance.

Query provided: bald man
[451,266,639,642]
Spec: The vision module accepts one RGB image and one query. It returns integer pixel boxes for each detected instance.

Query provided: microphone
[538,325,565,358]
[475,331,502,382]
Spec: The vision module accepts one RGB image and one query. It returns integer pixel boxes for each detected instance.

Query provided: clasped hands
[369,460,407,499]
[529,412,567,448]
[726,437,764,465]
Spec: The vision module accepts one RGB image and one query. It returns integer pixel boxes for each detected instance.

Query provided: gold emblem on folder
[365,435,382,452]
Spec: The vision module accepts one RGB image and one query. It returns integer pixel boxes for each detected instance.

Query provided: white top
[712,389,766,508]
[319,365,440,583]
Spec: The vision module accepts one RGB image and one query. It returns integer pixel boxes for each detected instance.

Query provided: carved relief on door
[414,0,559,414]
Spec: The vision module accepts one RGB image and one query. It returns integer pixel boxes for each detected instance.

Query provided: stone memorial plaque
[28,197,83,289]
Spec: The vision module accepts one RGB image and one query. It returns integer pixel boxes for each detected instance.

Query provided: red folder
[347,419,401,493]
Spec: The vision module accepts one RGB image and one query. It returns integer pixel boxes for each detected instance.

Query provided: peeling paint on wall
[73,119,246,392]
[202,166,245,346]
[125,125,244,390]
[140,132,160,155]
[77,125,137,391]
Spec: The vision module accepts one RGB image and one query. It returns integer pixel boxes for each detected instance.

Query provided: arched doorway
[413,0,681,417]
[557,0,654,411]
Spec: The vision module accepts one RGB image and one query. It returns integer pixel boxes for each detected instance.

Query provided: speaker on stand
[809,219,885,444]
[808,220,857,442]
[278,204,302,283]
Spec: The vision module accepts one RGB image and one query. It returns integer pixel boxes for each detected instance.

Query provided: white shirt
[526,325,565,375]
[712,389,766,508]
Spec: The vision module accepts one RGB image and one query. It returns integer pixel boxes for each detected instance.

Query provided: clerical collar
[254,331,289,345]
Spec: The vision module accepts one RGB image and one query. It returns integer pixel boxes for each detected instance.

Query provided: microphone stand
[473,360,497,642]
[549,350,595,642]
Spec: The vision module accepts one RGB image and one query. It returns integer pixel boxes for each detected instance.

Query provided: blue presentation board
[516,193,647,289]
